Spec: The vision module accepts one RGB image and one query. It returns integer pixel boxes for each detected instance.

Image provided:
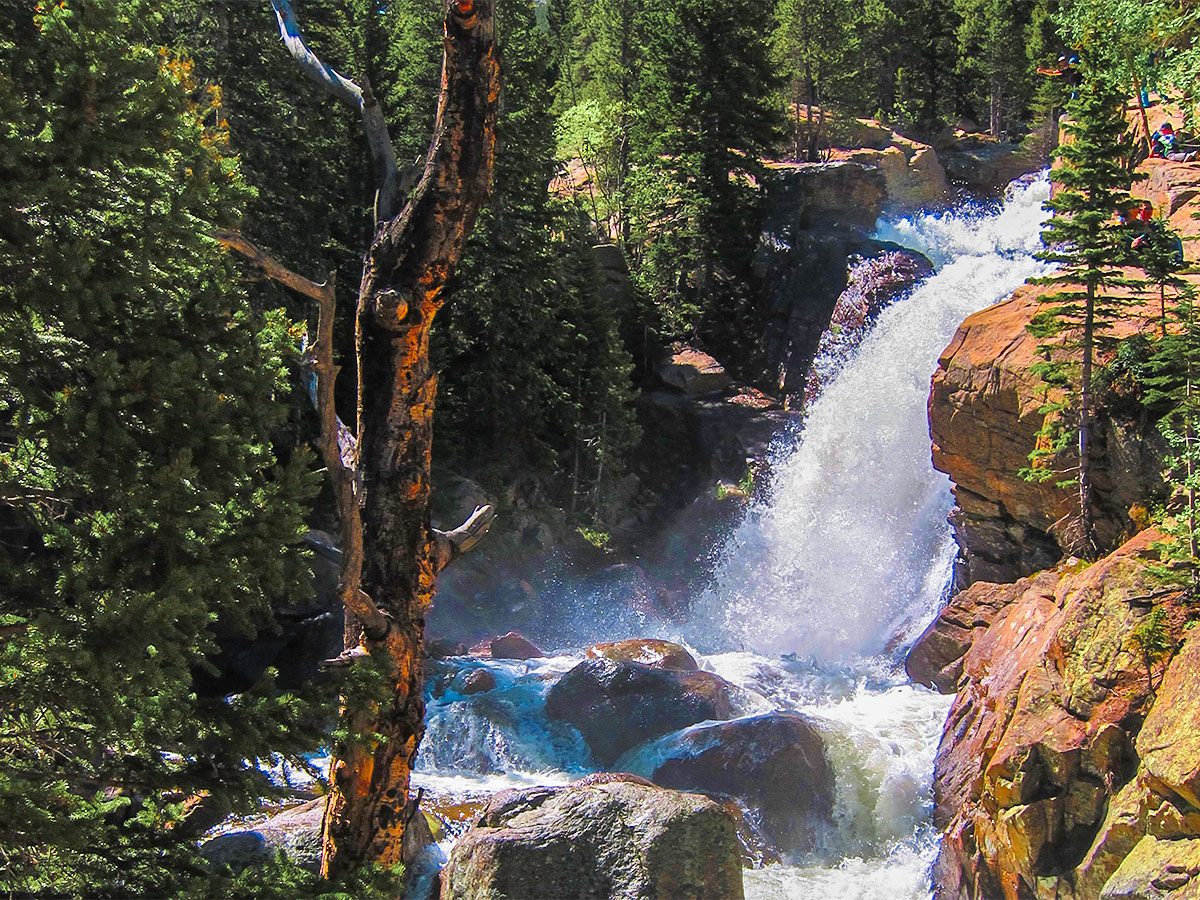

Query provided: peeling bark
[227,0,499,875]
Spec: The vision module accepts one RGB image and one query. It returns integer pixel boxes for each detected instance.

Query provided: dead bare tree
[220,0,500,875]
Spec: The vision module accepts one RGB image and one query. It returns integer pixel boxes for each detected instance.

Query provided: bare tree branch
[217,231,390,641]
[434,504,495,572]
[269,0,401,220]
[212,229,332,302]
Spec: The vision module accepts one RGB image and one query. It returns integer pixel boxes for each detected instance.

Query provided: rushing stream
[357,176,1053,898]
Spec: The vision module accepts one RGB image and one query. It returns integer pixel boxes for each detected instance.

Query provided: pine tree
[436,1,639,519]
[0,0,326,894]
[1142,293,1200,594]
[627,0,782,352]
[1026,66,1143,556]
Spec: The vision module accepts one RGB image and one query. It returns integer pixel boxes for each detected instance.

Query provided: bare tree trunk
[320,0,499,875]
[1080,280,1095,556]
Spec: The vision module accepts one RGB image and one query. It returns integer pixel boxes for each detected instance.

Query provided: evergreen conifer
[1026,66,1143,556]
[0,2,326,892]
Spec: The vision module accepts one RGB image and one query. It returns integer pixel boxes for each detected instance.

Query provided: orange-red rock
[932,531,1171,900]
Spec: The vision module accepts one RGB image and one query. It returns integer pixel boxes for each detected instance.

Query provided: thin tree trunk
[1080,279,1095,556]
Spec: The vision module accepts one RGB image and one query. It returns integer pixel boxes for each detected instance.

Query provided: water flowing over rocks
[926,530,1200,900]
[545,658,736,767]
[585,639,699,671]
[645,713,835,854]
[441,776,745,900]
[930,282,1167,586]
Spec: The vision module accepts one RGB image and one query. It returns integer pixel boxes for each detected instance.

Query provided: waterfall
[687,175,1052,661]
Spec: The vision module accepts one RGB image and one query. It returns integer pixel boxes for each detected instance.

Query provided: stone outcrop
[586,639,699,671]
[928,530,1195,900]
[545,658,735,767]
[930,282,1167,586]
[834,129,951,211]
[647,712,834,854]
[906,568,1062,692]
[937,133,1039,196]
[440,776,744,900]
[757,165,933,399]
[471,631,543,660]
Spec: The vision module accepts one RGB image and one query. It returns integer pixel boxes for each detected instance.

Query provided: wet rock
[426,637,470,659]
[803,249,934,400]
[931,532,1169,900]
[545,658,735,767]
[586,639,699,671]
[648,712,834,853]
[657,345,731,396]
[451,668,496,696]
[756,228,931,400]
[441,776,744,900]
[472,631,542,660]
[905,569,1059,692]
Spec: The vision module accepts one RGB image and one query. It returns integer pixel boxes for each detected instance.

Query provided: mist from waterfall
[686,175,1053,661]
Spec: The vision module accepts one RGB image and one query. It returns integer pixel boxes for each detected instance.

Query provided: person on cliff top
[1152,123,1197,162]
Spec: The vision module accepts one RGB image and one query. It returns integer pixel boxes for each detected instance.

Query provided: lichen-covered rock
[586,639,699,671]
[647,712,834,853]
[931,531,1168,900]
[1137,631,1200,810]
[1100,835,1200,899]
[440,777,745,900]
[545,658,735,767]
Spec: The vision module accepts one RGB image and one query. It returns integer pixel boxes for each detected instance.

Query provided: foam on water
[686,174,1052,662]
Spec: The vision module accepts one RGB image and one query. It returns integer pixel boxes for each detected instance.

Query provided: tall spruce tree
[1027,66,1142,556]
[0,0,326,893]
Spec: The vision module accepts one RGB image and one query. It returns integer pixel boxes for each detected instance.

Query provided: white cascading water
[686,175,1053,662]
[283,176,1054,900]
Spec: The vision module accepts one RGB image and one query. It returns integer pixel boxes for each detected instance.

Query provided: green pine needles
[0,1,327,894]
[1024,66,1144,557]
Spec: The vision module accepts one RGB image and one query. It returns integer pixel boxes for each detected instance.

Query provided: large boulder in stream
[586,639,699,671]
[647,712,835,853]
[545,658,735,767]
[441,775,744,900]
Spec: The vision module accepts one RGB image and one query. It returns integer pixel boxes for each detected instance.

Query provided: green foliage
[435,0,640,522]
[211,852,405,899]
[1127,605,1172,695]
[1022,69,1143,499]
[0,1,327,893]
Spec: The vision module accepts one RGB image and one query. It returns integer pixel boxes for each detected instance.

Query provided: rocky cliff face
[929,282,1166,587]
[757,161,934,399]
[909,530,1199,900]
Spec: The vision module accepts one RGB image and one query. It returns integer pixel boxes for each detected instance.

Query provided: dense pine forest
[8,0,1200,895]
